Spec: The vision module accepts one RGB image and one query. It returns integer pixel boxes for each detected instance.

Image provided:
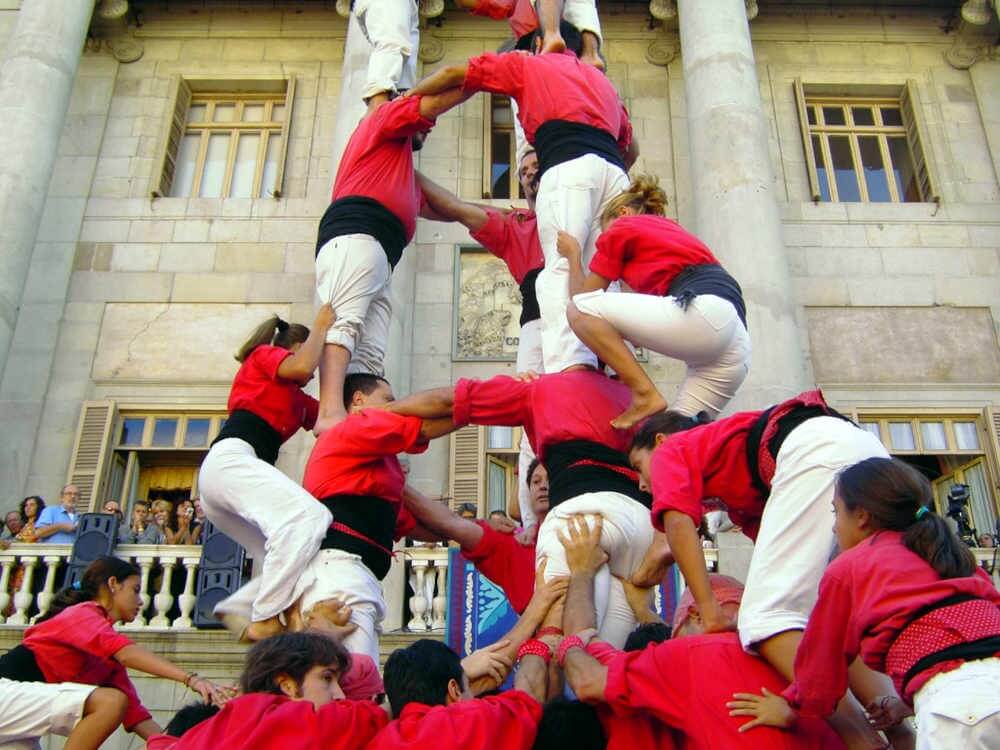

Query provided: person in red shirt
[401,459,549,614]
[556,174,750,429]
[555,517,844,750]
[418,151,545,526]
[314,87,469,434]
[0,557,229,750]
[731,457,1000,748]
[405,24,637,375]
[199,307,337,642]
[146,631,389,750]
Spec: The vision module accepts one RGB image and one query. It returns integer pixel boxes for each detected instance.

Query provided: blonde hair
[600,175,668,228]
[235,315,310,363]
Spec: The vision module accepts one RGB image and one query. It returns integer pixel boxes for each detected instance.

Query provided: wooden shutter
[151,77,192,198]
[900,80,941,204]
[66,401,118,513]
[269,76,296,198]
[449,425,484,513]
[982,406,1000,499]
[793,78,822,202]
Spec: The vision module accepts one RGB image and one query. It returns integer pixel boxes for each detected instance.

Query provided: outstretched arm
[418,86,475,120]
[420,416,460,442]
[663,510,732,633]
[417,172,490,231]
[403,485,485,549]
[409,65,469,98]
[555,232,612,297]
[384,387,455,419]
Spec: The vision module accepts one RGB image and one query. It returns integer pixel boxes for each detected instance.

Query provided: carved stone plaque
[453,248,521,361]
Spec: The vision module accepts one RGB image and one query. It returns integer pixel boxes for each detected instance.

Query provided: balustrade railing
[404,545,449,632]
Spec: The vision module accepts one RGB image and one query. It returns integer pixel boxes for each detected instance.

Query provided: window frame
[482,94,521,200]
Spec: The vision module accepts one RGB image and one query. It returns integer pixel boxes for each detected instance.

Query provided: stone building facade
[0,0,998,744]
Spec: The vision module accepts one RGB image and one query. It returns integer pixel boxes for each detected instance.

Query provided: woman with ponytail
[555,175,750,429]
[199,305,337,642]
[0,557,229,749]
[730,457,1000,747]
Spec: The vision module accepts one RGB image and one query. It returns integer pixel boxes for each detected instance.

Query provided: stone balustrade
[405,544,449,633]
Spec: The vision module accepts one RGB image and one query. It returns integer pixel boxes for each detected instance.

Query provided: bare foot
[245,616,284,642]
[220,613,251,643]
[580,51,606,71]
[611,390,668,430]
[540,33,566,55]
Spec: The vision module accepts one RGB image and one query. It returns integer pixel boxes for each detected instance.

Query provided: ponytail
[235,315,311,363]
[601,175,668,228]
[37,555,140,623]
[837,457,976,579]
[631,410,711,452]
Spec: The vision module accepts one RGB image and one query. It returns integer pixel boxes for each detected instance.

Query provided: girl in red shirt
[556,175,750,429]
[198,306,336,642]
[730,457,1000,747]
[0,557,228,749]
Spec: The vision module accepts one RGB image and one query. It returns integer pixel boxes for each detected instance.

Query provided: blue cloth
[35,506,78,544]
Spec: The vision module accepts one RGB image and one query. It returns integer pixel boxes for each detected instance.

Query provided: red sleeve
[461,522,532,612]
[453,376,532,429]
[395,505,418,540]
[782,568,859,718]
[301,393,319,431]
[106,661,153,730]
[250,345,292,381]
[338,411,428,456]
[144,736,178,750]
[464,52,525,98]
[589,223,629,281]
[470,209,514,262]
[603,645,688,730]
[316,699,390,748]
[617,101,633,153]
[470,0,515,19]
[586,640,621,666]
[371,96,437,141]
[649,433,709,531]
[74,606,134,659]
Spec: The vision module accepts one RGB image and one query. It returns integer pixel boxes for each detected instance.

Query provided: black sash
[666,263,748,330]
[212,410,282,466]
[533,120,625,178]
[518,267,542,326]
[319,495,398,581]
[545,439,649,509]
[0,644,46,682]
[316,196,407,269]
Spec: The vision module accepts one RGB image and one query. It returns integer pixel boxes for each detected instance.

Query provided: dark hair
[133,499,149,510]
[38,556,140,623]
[343,373,390,410]
[526,458,543,486]
[164,701,220,737]
[515,20,583,57]
[630,410,711,452]
[624,621,672,652]
[488,510,508,520]
[240,632,350,695]
[837,457,976,579]
[173,498,194,526]
[383,639,464,716]
[19,495,45,524]
[234,315,310,363]
[532,698,606,750]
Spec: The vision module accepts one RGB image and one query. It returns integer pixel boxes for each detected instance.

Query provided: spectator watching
[14,495,45,543]
[1,509,22,540]
[102,500,124,524]
[172,499,202,546]
[119,501,165,545]
[35,486,79,544]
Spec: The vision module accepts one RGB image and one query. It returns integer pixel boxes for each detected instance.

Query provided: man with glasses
[34,484,80,544]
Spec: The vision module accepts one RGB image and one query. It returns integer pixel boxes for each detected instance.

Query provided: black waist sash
[518,267,542,326]
[667,263,748,330]
[319,495,398,580]
[745,404,853,500]
[545,439,649,509]
[0,644,46,682]
[213,410,282,466]
[534,120,626,178]
[316,196,408,269]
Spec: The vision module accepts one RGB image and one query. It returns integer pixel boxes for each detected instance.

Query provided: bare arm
[402,485,485,549]
[409,65,469,98]
[417,172,489,231]
[556,231,611,296]
[384,386,455,419]
[129,719,164,740]
[563,648,609,703]
[663,510,732,633]
[420,416,460,442]
[276,303,335,385]
[623,139,639,170]
[114,645,229,705]
[34,521,75,539]
[419,85,475,121]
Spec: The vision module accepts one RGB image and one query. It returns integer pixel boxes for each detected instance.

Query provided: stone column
[677,0,810,409]
[0,0,96,380]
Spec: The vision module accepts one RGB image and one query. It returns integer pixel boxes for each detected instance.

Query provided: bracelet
[516,638,552,665]
[536,626,563,638]
[184,672,199,687]
[556,635,586,667]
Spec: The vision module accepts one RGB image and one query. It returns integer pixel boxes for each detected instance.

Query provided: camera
[946,483,978,548]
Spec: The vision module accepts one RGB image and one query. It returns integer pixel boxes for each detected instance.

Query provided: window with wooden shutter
[66,401,118,513]
[152,77,192,198]
[449,425,484,512]
[900,80,941,205]
[793,78,822,202]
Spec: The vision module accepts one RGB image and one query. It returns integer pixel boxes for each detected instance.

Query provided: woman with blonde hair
[198,305,336,642]
[556,175,750,428]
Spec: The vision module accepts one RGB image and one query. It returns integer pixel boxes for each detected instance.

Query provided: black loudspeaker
[62,513,120,588]
[193,520,247,629]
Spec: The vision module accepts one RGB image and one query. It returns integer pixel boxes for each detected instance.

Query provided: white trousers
[536,492,654,648]
[0,679,95,750]
[198,438,333,622]
[738,417,889,650]
[316,233,392,377]
[535,154,629,372]
[354,0,419,100]
[913,658,1000,750]
[516,319,543,527]
[526,0,603,38]
[572,291,752,418]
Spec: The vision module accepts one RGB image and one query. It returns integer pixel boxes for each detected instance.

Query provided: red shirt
[470,208,542,284]
[228,345,318,443]
[23,601,150,730]
[332,96,436,243]
[147,694,388,750]
[453,371,634,462]
[784,531,1000,716]
[464,51,632,152]
[649,410,764,539]
[590,215,720,296]
[462,521,536,613]
[367,690,541,750]
[603,633,843,750]
[470,0,537,37]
